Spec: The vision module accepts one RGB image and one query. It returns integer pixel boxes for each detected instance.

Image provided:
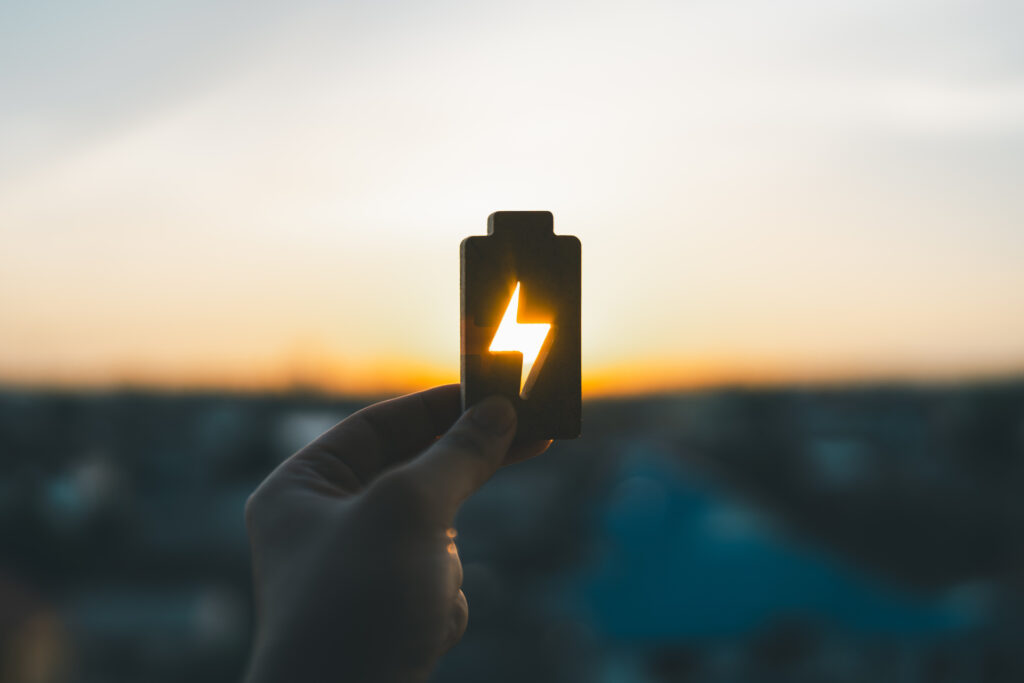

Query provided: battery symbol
[460,211,581,442]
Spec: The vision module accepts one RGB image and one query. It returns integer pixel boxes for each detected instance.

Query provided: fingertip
[404,396,519,521]
[504,439,554,465]
[468,396,517,435]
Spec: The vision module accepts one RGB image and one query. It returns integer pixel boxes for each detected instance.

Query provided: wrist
[244,622,432,683]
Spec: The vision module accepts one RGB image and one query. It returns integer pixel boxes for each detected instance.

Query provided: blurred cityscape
[2,381,1023,682]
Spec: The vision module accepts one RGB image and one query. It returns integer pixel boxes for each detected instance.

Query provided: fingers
[291,385,461,490]
[443,590,469,653]
[401,396,518,524]
[504,439,553,466]
[446,528,463,596]
[441,529,466,654]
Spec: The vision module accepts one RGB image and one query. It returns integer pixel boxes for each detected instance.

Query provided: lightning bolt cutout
[488,282,551,397]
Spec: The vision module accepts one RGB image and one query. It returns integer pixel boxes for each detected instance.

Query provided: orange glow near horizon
[3,1,1024,398]
[2,349,1023,400]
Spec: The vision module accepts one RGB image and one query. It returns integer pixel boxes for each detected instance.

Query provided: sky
[2,0,1023,396]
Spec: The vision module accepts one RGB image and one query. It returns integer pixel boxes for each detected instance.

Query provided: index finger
[292,384,462,491]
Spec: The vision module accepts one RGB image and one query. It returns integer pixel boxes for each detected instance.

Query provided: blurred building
[1,383,1023,682]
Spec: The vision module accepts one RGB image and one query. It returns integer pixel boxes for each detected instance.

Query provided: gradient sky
[2,0,1023,395]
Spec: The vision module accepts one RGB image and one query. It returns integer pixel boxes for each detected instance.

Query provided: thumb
[404,396,517,523]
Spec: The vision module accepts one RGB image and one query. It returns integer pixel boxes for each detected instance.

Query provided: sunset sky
[2,0,1023,396]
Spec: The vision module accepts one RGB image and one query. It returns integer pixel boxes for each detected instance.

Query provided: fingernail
[470,397,516,435]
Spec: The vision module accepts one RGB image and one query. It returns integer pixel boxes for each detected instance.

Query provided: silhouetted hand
[243,385,550,683]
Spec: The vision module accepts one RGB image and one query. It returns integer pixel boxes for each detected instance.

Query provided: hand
[244,385,550,683]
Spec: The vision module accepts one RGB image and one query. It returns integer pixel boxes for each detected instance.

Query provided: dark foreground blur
[2,382,1023,683]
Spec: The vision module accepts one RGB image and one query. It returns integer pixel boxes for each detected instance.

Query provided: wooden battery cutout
[461,211,581,442]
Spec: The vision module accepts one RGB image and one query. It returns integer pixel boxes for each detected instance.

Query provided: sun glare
[488,282,552,397]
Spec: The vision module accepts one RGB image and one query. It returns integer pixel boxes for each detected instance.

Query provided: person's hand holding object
[244,385,550,683]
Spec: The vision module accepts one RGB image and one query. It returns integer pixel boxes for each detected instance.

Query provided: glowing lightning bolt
[489,282,551,397]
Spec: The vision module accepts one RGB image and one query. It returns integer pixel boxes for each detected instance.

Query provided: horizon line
[3,368,1022,400]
